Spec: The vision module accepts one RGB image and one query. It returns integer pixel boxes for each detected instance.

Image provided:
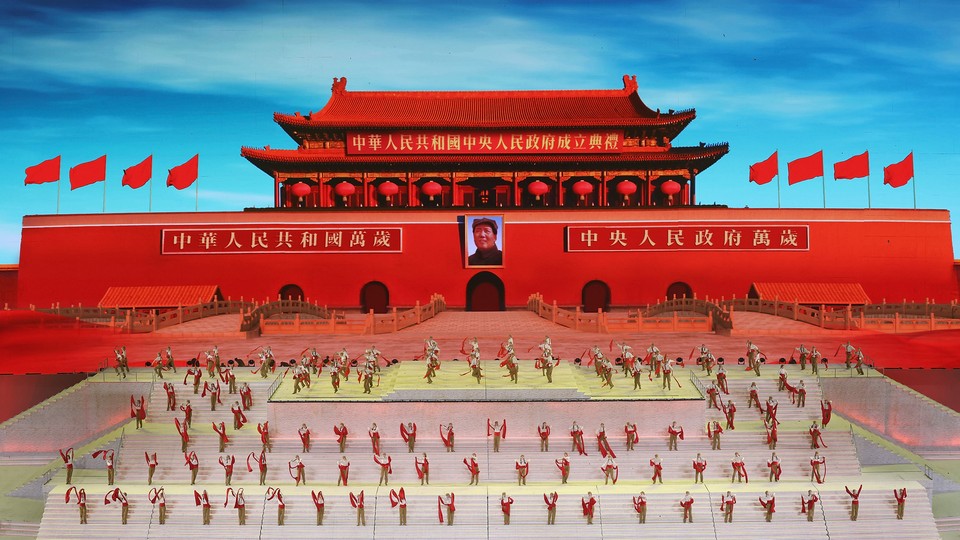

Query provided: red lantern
[290,182,311,198]
[377,182,399,196]
[660,180,681,195]
[334,182,356,198]
[527,180,549,200]
[616,180,637,195]
[571,180,593,197]
[421,180,442,199]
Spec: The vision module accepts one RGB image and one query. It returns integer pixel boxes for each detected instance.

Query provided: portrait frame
[463,214,504,268]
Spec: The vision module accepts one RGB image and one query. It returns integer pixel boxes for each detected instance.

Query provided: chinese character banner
[346,130,623,155]
[567,225,809,252]
[161,227,402,254]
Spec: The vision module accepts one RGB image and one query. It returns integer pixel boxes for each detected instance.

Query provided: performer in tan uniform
[545,491,559,524]
[401,421,417,452]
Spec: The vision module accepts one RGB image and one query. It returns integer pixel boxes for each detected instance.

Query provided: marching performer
[721,491,736,522]
[624,421,639,451]
[289,455,306,486]
[501,492,514,525]
[335,422,349,452]
[439,492,455,526]
[545,491,559,525]
[650,454,664,484]
[667,421,684,451]
[539,421,551,451]
[247,449,267,486]
[224,487,245,525]
[570,420,587,455]
[488,418,506,452]
[299,423,311,452]
[692,452,707,483]
[219,453,235,486]
[810,451,826,484]
[731,451,748,483]
[515,454,529,485]
[441,423,455,452]
[602,456,619,485]
[390,487,407,525]
[464,452,480,485]
[338,455,350,486]
[351,490,366,526]
[556,452,571,484]
[759,491,776,522]
[375,452,392,486]
[802,490,819,522]
[416,452,430,485]
[145,451,158,485]
[680,491,694,523]
[401,421,417,452]
[597,422,616,458]
[582,492,598,525]
[767,452,782,482]
[633,492,647,524]
[369,422,381,454]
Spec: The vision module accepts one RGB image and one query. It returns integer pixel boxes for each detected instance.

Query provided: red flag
[122,156,152,189]
[167,154,198,190]
[24,156,61,185]
[883,152,914,188]
[749,151,778,185]
[69,155,107,190]
[833,151,869,180]
[787,151,823,185]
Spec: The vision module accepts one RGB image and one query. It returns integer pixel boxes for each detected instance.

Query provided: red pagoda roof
[98,285,221,309]
[749,282,871,305]
[275,75,695,137]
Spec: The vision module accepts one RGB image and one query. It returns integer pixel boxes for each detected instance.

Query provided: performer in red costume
[201,380,221,411]
[692,452,707,483]
[500,492,514,525]
[724,400,737,430]
[845,484,863,521]
[764,418,778,450]
[721,491,736,522]
[103,488,129,525]
[184,450,199,485]
[810,451,826,483]
[747,381,760,410]
[163,382,177,411]
[148,487,166,525]
[130,395,146,429]
[145,451,158,485]
[219,453,235,486]
[375,452,392,486]
[667,421,684,451]
[821,399,833,427]
[59,448,74,485]
[650,454,664,483]
[213,421,229,452]
[556,452,571,484]
[602,456,619,485]
[289,455,306,486]
[416,453,430,485]
[708,420,723,450]
[624,421,639,451]
[231,401,247,430]
[439,492,455,525]
[65,486,87,524]
[759,491,776,522]
[680,491,694,523]
[440,423,455,452]
[767,452,782,482]
[802,490,819,521]
[180,400,193,428]
[298,423,311,452]
[369,423,381,454]
[895,488,907,519]
[312,490,325,525]
[239,382,252,410]
[224,487,245,525]
[464,452,480,485]
[731,451,748,483]
[400,422,417,453]
[515,455,529,485]
[538,422,551,451]
[194,489,211,525]
[334,422,349,452]
[242,449,263,484]
[717,365,729,394]
[258,421,272,453]
[389,487,407,525]
[597,423,616,458]
[338,455,350,486]
[267,487,285,525]
[809,421,827,449]
[633,492,647,524]
[545,492,559,525]
[570,421,587,455]
[582,492,598,524]
[488,418,507,452]
[176,417,190,452]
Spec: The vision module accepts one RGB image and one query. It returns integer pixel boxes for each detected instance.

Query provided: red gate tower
[241,75,728,210]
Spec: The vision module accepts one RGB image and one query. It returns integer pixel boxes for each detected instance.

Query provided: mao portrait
[464,215,504,267]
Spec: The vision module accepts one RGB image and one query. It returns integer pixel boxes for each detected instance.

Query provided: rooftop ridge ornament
[622,74,638,94]
[332,77,348,95]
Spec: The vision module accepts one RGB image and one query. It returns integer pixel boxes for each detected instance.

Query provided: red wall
[0,265,17,308]
[17,208,958,309]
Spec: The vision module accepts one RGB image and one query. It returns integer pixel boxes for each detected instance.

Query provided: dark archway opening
[666,281,693,300]
[278,284,304,301]
[466,272,505,311]
[582,280,611,312]
[360,281,390,314]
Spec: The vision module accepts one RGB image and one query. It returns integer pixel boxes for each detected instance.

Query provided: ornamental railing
[239,299,331,333]
[525,293,723,333]
[30,300,255,333]
[258,294,446,336]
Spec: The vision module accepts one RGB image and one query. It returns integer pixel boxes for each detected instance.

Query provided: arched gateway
[466,272,505,311]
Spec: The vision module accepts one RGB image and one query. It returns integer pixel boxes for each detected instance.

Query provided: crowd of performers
[111,338,873,396]
[62,481,911,527]
[72,338,895,527]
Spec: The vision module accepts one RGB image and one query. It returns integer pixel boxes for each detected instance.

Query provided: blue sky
[2,0,959,263]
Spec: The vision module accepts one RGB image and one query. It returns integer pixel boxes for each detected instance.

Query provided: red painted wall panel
[0,267,17,308]
[17,208,957,309]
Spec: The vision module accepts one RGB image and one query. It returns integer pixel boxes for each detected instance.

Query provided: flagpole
[821,175,826,208]
[195,178,199,212]
[866,174,871,208]
[776,174,781,208]
[56,178,61,214]
[103,179,107,213]
[149,178,153,212]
